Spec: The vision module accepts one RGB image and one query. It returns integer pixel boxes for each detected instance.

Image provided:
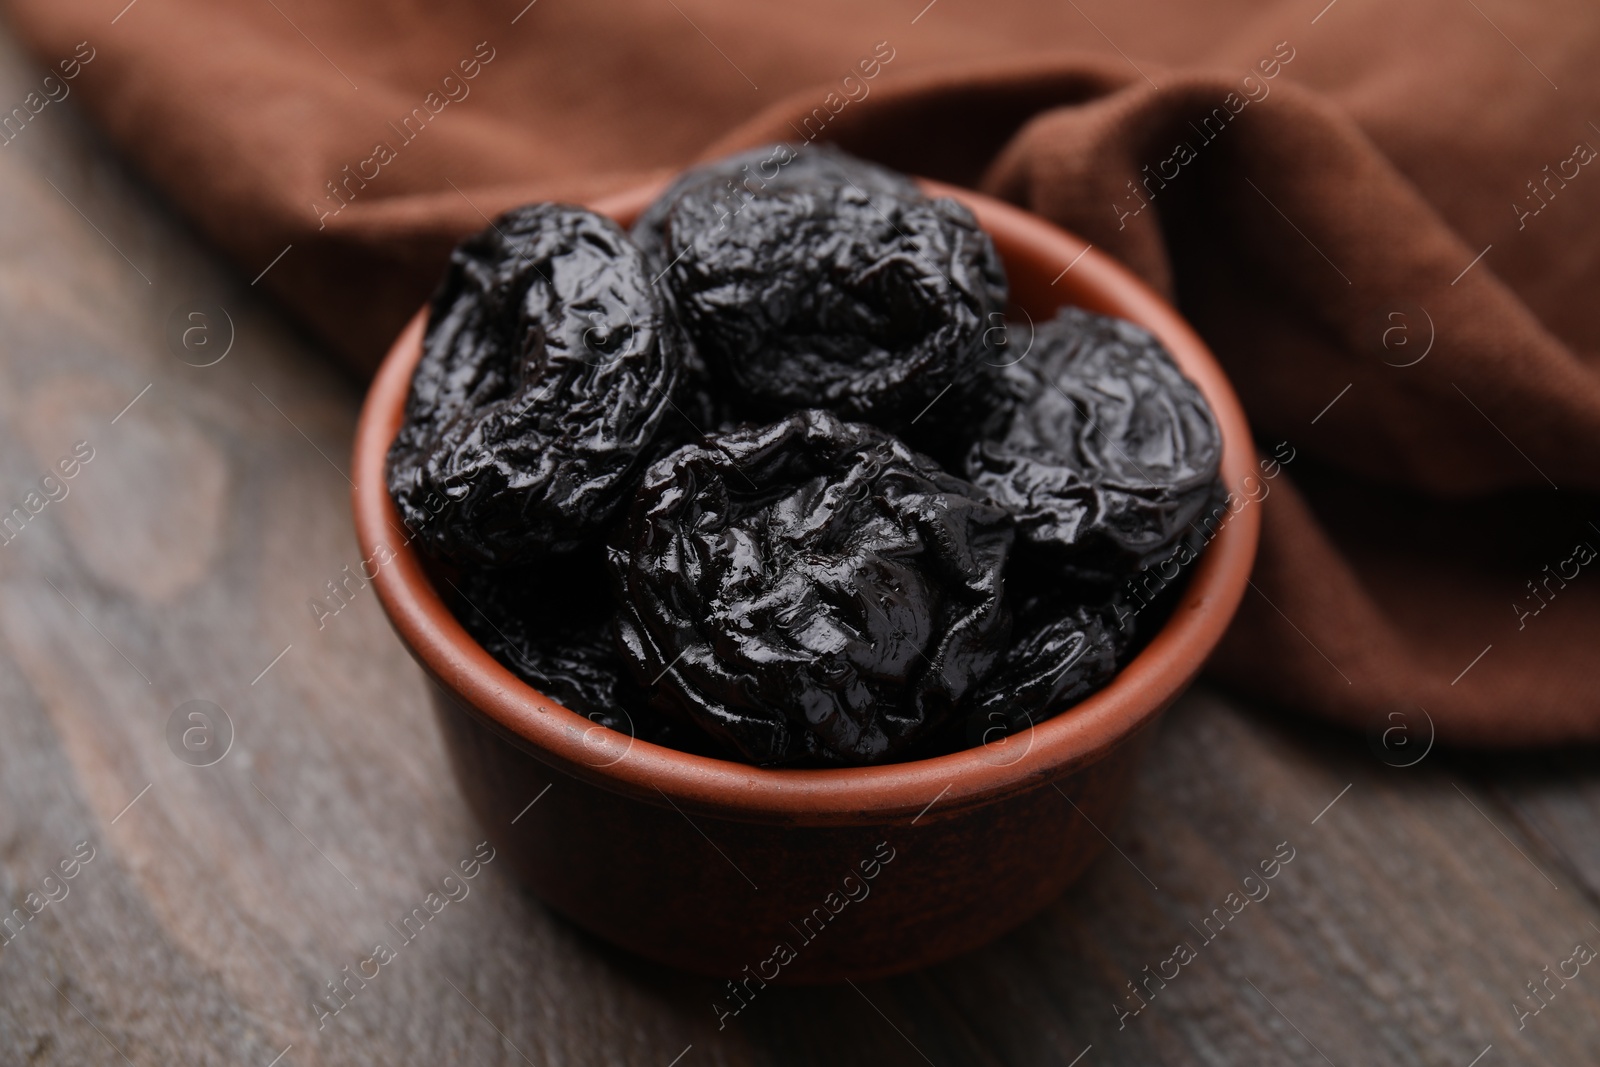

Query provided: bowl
[351,177,1259,983]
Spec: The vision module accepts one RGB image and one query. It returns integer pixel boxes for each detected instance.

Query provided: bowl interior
[351,177,1261,824]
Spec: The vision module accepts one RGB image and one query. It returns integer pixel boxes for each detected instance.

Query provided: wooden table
[1,26,1597,1067]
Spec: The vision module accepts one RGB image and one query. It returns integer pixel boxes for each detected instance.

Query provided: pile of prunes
[387,144,1224,768]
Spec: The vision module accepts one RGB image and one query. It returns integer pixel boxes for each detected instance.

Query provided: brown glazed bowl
[352,179,1259,983]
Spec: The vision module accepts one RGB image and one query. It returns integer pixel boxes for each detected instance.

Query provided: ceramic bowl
[351,178,1259,983]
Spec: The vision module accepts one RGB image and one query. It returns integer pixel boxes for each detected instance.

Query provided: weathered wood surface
[0,24,1598,1067]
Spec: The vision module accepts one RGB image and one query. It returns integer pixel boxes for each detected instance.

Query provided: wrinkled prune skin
[387,204,687,567]
[963,590,1132,742]
[958,479,1225,746]
[966,307,1223,580]
[1108,481,1229,634]
[449,558,715,751]
[630,142,921,264]
[449,557,643,732]
[657,178,1008,431]
[608,409,1015,766]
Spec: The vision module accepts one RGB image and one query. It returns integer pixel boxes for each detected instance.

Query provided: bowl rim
[351,177,1260,824]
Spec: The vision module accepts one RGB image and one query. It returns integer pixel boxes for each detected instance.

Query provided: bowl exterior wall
[429,676,1156,982]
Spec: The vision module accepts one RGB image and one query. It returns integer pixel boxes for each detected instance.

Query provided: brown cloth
[7,0,1598,746]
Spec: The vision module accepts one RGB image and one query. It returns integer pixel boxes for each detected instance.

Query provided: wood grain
[0,24,1597,1067]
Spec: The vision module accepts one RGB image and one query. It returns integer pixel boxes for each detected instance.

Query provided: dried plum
[962,480,1224,744]
[607,409,1015,766]
[630,142,920,264]
[966,307,1223,582]
[655,174,1008,430]
[387,203,688,567]
[1109,482,1228,635]
[449,559,717,752]
[392,152,1231,771]
[962,585,1133,743]
[450,561,644,734]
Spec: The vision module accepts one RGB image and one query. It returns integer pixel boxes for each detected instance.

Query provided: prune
[387,203,687,567]
[630,142,921,264]
[395,152,1230,770]
[961,480,1224,745]
[449,558,719,752]
[963,589,1132,742]
[965,307,1223,582]
[607,409,1015,766]
[450,561,644,734]
[1109,482,1228,635]
[655,173,1008,431]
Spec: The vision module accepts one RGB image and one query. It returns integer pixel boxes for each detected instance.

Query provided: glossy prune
[448,559,728,755]
[394,152,1230,769]
[962,482,1223,743]
[608,409,1015,766]
[630,142,921,264]
[963,588,1132,742]
[966,307,1223,582]
[449,561,646,735]
[1109,483,1228,632]
[387,203,687,567]
[655,173,1008,430]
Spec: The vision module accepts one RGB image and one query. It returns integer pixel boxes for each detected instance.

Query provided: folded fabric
[7,0,1596,745]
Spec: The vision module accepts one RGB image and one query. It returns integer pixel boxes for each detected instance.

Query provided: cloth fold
[8,0,1597,744]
